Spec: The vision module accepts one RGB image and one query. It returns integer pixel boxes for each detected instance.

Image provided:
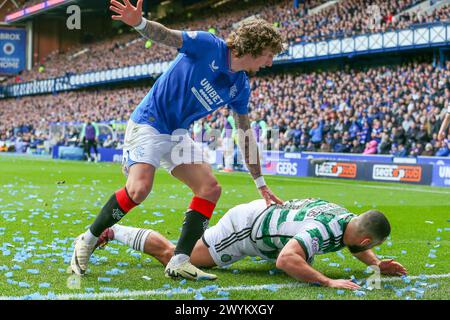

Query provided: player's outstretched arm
[276,239,360,290]
[110,0,182,48]
[233,112,283,206]
[352,249,407,276]
[438,113,450,141]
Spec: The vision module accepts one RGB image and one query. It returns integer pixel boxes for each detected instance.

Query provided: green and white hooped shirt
[251,199,356,262]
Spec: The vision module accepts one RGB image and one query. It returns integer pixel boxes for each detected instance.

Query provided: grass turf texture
[0,155,448,300]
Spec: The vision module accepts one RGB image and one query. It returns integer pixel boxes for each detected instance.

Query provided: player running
[95,198,407,289]
[70,0,284,280]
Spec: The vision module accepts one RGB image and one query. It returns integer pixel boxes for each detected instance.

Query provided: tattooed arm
[135,20,182,48]
[233,112,262,180]
[110,0,182,48]
[233,112,283,206]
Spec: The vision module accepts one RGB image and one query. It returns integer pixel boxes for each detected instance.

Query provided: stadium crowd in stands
[3,0,450,85]
[1,60,449,157]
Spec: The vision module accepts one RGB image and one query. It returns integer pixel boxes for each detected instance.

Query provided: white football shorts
[122,120,208,174]
[202,199,272,266]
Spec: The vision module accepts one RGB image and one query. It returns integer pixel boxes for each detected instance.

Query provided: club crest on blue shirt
[229,85,237,98]
[187,31,198,39]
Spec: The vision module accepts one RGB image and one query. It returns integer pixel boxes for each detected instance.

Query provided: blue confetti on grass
[32,259,45,264]
[194,292,205,300]
[100,287,119,292]
[264,284,278,292]
[328,262,340,267]
[199,285,219,292]
[130,252,141,259]
[354,290,366,297]
[27,269,40,275]
[117,262,128,267]
[401,275,411,284]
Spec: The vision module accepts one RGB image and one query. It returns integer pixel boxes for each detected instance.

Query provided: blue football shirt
[131,31,250,134]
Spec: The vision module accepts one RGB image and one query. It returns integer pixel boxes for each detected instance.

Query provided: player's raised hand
[326,279,361,290]
[378,259,407,276]
[258,185,283,207]
[110,0,143,27]
[437,130,446,141]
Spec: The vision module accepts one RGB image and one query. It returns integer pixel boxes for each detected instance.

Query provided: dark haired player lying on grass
[95,198,407,289]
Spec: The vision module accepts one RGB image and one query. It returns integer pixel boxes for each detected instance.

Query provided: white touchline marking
[215,172,450,195]
[1,273,449,300]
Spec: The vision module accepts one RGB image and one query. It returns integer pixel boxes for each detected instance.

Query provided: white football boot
[70,234,95,275]
[165,258,217,281]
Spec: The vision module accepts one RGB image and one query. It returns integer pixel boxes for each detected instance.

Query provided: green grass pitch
[0,155,448,300]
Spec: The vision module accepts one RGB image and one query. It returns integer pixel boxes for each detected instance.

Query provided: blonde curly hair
[226,18,284,58]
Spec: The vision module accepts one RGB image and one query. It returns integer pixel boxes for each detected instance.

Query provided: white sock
[83,229,98,247]
[111,225,152,252]
[170,253,189,266]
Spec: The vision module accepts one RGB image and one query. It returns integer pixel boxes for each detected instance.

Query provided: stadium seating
[1,60,449,157]
[3,0,449,85]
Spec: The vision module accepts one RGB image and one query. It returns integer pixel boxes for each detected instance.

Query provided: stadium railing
[1,22,449,98]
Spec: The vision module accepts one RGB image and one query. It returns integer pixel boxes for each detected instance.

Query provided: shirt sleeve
[294,229,322,261]
[179,31,222,58]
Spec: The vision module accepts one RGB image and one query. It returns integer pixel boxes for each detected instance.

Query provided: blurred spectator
[363,140,378,154]
[80,117,100,162]
[435,140,450,157]
[421,143,434,156]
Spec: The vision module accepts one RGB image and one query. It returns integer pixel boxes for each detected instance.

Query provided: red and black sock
[174,196,216,257]
[90,187,138,237]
